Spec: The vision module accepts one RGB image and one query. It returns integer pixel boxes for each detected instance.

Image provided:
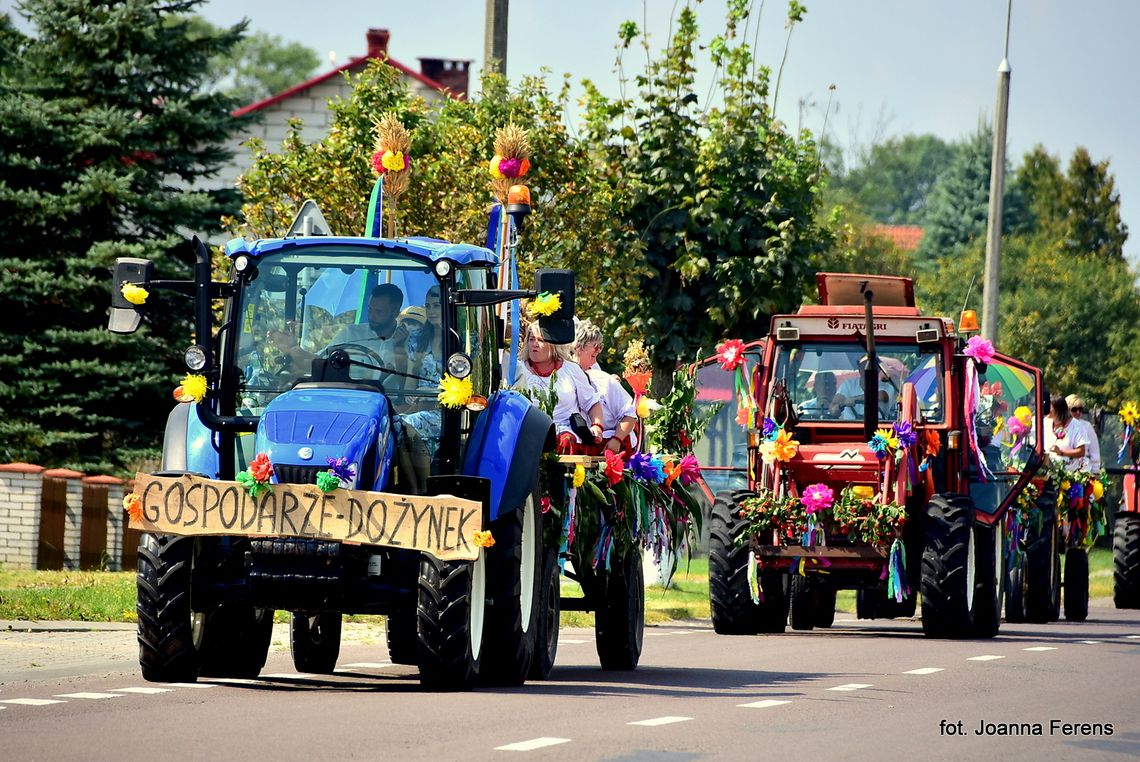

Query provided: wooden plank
[79,484,109,570]
[37,478,67,570]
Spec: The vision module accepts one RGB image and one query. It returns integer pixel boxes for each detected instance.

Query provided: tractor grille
[274,464,324,485]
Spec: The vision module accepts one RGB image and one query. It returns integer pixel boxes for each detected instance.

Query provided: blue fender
[161,403,221,479]
[255,387,395,490]
[462,390,555,521]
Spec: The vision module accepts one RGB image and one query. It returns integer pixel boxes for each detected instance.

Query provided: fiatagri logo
[824,317,887,331]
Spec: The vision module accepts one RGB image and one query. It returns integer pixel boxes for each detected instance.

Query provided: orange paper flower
[759,429,799,464]
[664,459,682,488]
[473,530,495,548]
[623,370,652,395]
[122,492,143,523]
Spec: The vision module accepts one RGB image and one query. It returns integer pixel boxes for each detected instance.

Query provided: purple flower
[893,420,918,448]
[498,156,523,178]
[762,417,778,441]
[1067,482,1084,500]
[327,457,357,483]
[629,451,658,482]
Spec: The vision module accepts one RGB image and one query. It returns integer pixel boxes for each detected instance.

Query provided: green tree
[191,17,320,106]
[1059,147,1128,261]
[0,0,244,472]
[828,134,954,225]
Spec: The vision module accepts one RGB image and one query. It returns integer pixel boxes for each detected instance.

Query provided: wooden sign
[129,473,483,561]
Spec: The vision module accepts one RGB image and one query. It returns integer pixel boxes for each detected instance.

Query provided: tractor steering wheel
[324,342,387,371]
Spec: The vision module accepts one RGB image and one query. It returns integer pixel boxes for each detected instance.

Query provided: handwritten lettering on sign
[130,473,482,561]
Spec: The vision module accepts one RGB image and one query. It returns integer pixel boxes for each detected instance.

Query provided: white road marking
[340,662,393,669]
[163,683,217,688]
[201,678,263,685]
[494,737,572,751]
[260,673,317,679]
[0,698,66,706]
[1078,640,1101,645]
[738,699,792,709]
[1125,635,1140,640]
[967,655,1005,661]
[627,716,693,726]
[55,692,122,700]
[1024,646,1057,652]
[110,687,174,694]
[827,683,873,691]
[558,639,588,644]
[903,667,944,675]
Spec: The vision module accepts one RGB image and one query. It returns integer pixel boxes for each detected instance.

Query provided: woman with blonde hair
[515,321,604,454]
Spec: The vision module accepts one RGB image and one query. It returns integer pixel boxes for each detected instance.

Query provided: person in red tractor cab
[1046,395,1090,471]
[573,318,637,455]
[515,320,605,455]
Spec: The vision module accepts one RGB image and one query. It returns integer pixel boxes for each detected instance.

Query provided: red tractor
[702,273,1047,638]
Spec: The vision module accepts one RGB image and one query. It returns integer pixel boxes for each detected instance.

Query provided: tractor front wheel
[290,612,342,674]
[416,552,484,691]
[1063,547,1089,622]
[1113,514,1140,609]
[920,494,977,638]
[709,490,763,634]
[136,534,201,683]
[971,521,1004,638]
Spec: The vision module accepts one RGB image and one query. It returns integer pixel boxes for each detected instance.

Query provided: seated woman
[400,286,444,454]
[573,319,637,454]
[515,320,604,454]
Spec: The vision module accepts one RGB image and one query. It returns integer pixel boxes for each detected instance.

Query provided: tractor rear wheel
[137,533,201,683]
[920,494,977,638]
[290,612,342,673]
[386,610,418,665]
[480,492,541,686]
[1005,562,1026,623]
[595,548,645,670]
[814,585,837,628]
[1113,514,1140,609]
[709,490,763,634]
[788,575,815,631]
[416,552,484,691]
[1024,487,1060,623]
[527,546,561,680]
[1063,547,1089,622]
[971,521,1004,638]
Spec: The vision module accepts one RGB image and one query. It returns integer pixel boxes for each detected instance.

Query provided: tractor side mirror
[533,268,575,345]
[108,257,154,334]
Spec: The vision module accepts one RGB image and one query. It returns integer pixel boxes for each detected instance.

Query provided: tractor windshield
[772,341,944,423]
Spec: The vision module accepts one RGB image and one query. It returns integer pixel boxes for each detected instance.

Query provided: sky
[6,1,1138,260]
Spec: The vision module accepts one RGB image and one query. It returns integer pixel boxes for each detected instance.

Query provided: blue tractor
[109,201,573,690]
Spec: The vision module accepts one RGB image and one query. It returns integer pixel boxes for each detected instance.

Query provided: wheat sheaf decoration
[487,123,531,201]
[369,114,412,237]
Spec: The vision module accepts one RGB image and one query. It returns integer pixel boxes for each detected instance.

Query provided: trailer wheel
[595,548,644,671]
[856,588,917,620]
[971,521,1003,638]
[290,612,342,673]
[1005,562,1026,623]
[1024,486,1059,623]
[198,605,274,679]
[788,575,815,631]
[527,547,561,680]
[416,552,484,691]
[386,610,418,665]
[1113,514,1140,609]
[480,491,541,686]
[137,533,201,683]
[814,585,837,628]
[920,493,977,638]
[1063,547,1089,622]
[709,490,763,634]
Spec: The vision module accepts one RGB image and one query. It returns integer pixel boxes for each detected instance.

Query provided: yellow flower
[572,464,585,488]
[381,150,406,172]
[487,155,504,179]
[993,416,1005,435]
[179,373,208,404]
[1014,406,1033,425]
[120,282,149,305]
[473,530,495,548]
[438,374,474,408]
[527,291,562,317]
[1092,480,1104,500]
[637,396,661,418]
[1121,401,1139,427]
[122,492,143,523]
[760,429,799,463]
[1060,479,1071,492]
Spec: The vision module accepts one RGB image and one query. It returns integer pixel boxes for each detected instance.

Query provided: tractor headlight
[447,352,472,379]
[184,345,208,371]
[233,254,252,273]
[434,260,453,278]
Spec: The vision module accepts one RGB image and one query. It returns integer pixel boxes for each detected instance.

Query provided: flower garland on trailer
[1006,480,1042,572]
[1044,461,1107,547]
[715,338,758,429]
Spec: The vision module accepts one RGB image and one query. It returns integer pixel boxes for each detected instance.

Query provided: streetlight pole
[484,0,509,75]
[981,0,1013,342]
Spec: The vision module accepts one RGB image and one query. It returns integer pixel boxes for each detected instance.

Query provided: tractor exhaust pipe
[862,289,879,441]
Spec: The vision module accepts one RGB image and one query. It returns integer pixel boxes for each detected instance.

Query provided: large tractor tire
[709,490,764,634]
[198,605,274,679]
[1005,563,1026,623]
[386,610,418,665]
[480,492,542,686]
[594,548,645,671]
[1063,547,1089,622]
[971,521,1004,638]
[527,547,561,680]
[416,552,484,691]
[788,575,817,631]
[856,588,918,620]
[290,612,342,674]
[137,533,201,683]
[1113,514,1140,609]
[921,494,980,638]
[1024,487,1060,623]
[814,585,837,629]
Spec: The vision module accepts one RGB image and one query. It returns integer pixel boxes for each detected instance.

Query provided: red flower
[604,450,625,485]
[249,453,274,483]
[715,339,747,371]
[679,429,692,448]
[370,151,387,174]
[540,496,552,513]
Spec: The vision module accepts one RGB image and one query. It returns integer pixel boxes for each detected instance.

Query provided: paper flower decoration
[663,459,681,488]
[735,405,750,426]
[964,336,996,365]
[629,451,657,482]
[647,455,667,484]
[174,373,208,404]
[527,291,562,317]
[892,420,918,449]
[377,150,407,173]
[623,371,652,395]
[487,155,505,179]
[678,453,701,486]
[762,417,778,440]
[438,374,474,408]
[1121,401,1139,427]
[801,483,834,514]
[249,452,273,483]
[715,338,747,371]
[120,282,149,305]
[316,471,341,493]
[236,453,274,498]
[1007,416,1028,437]
[473,530,496,548]
[759,430,799,463]
[603,449,625,486]
[1091,480,1104,500]
[572,464,586,488]
[638,396,661,418]
[1014,406,1033,425]
[122,492,143,523]
[869,432,891,459]
[327,457,356,484]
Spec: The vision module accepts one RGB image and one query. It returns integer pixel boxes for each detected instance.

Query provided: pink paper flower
[801,483,835,514]
[1006,417,1028,437]
[963,336,995,365]
[678,453,702,486]
[716,338,747,371]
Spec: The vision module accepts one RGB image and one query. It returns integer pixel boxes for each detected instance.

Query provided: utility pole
[981,0,1013,342]
[484,0,509,75]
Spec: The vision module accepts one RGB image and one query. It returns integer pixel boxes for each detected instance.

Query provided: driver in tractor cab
[327,283,411,376]
[836,370,896,421]
[799,372,843,419]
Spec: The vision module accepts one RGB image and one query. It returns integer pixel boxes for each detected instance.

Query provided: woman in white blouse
[515,321,604,454]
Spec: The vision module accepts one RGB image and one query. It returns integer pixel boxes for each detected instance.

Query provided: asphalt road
[2,606,1138,761]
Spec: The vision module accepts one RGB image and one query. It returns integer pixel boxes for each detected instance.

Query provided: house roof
[232,41,456,119]
[869,224,925,252]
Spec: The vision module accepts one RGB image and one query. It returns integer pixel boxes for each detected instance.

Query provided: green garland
[739,487,906,547]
